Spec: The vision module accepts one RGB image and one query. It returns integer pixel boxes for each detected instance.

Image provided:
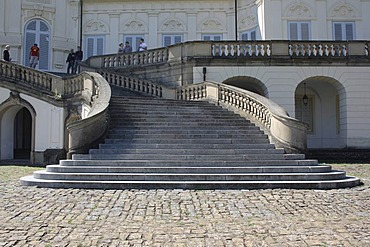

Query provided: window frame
[288,21,311,40]
[240,30,257,41]
[333,22,355,40]
[201,34,223,41]
[85,35,105,59]
[162,34,183,47]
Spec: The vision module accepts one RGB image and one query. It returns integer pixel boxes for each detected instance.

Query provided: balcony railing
[84,40,369,70]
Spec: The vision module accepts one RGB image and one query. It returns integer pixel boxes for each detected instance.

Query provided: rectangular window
[333,22,355,40]
[288,22,310,40]
[124,35,144,52]
[162,35,183,46]
[201,34,222,41]
[241,30,256,41]
[85,36,105,58]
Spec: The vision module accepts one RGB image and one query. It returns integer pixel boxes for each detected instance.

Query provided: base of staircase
[20,175,361,190]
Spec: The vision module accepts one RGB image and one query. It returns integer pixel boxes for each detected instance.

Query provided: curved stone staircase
[21,95,361,189]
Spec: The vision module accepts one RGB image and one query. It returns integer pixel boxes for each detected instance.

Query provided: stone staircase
[21,95,361,189]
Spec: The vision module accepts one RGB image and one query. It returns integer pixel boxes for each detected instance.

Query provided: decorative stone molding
[84,19,109,34]
[239,15,258,30]
[161,19,185,32]
[26,0,51,4]
[201,19,224,31]
[330,3,357,19]
[285,2,313,18]
[122,19,146,32]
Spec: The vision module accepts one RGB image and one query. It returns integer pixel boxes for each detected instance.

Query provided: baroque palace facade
[1,0,370,163]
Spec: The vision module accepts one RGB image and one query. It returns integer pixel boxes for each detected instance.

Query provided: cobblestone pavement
[0,172,369,246]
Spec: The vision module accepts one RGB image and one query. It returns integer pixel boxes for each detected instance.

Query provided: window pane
[27,21,36,30]
[241,33,248,40]
[203,36,211,41]
[40,22,49,32]
[164,36,172,46]
[289,23,298,40]
[39,33,49,70]
[334,23,342,40]
[87,38,94,58]
[301,23,309,40]
[97,38,104,55]
[174,36,182,44]
[250,31,256,41]
[345,23,354,40]
[214,36,221,41]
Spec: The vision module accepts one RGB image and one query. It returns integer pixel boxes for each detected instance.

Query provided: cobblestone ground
[0,165,369,247]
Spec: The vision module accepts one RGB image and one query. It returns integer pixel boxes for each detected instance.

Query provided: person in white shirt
[138,38,147,52]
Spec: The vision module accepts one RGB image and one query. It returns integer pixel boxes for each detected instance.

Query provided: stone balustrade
[84,40,369,71]
[212,41,272,57]
[176,82,308,153]
[99,48,169,68]
[0,61,85,99]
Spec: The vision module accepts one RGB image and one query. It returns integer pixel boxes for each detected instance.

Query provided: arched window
[24,19,50,70]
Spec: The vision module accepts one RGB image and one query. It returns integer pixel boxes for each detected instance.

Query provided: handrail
[66,72,111,158]
[83,40,370,71]
[0,61,84,99]
[176,82,308,153]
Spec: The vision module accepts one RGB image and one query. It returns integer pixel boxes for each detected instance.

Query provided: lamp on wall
[302,82,308,106]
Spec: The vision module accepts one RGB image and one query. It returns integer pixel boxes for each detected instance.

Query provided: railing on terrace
[84,40,369,70]
[0,61,84,99]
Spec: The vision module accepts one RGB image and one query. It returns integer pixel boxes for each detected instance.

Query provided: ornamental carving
[122,20,145,32]
[330,3,356,18]
[162,19,184,31]
[85,20,108,33]
[285,3,313,18]
[27,0,51,3]
[239,15,257,30]
[201,19,223,31]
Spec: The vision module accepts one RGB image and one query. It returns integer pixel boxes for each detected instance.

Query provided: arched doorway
[223,76,268,96]
[0,94,35,162]
[14,108,32,159]
[23,19,50,70]
[295,77,346,149]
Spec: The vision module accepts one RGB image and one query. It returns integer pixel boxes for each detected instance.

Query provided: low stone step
[106,133,267,140]
[20,176,361,190]
[89,148,284,155]
[75,153,288,161]
[108,129,263,135]
[32,170,347,181]
[62,159,319,167]
[45,165,333,174]
[103,138,269,145]
[98,143,277,150]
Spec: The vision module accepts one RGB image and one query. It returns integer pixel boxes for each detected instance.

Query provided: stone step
[98,143,277,150]
[89,148,284,155]
[32,170,347,182]
[105,133,267,140]
[103,138,269,144]
[45,165,332,174]
[108,129,263,135]
[20,176,360,189]
[62,159,319,166]
[74,153,288,161]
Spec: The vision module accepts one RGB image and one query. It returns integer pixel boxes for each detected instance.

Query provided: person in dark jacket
[3,45,11,62]
[73,46,83,74]
[66,49,76,74]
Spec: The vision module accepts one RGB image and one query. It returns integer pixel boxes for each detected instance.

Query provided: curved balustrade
[176,82,308,153]
[212,41,272,57]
